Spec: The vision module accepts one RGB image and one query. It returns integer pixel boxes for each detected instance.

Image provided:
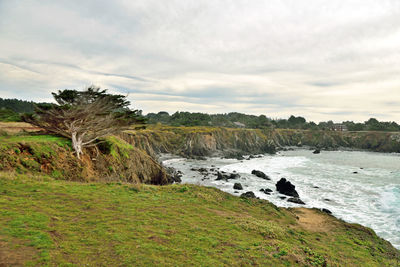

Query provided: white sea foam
[162,150,400,249]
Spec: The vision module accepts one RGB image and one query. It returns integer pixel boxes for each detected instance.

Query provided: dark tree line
[146,111,400,131]
[0,97,50,122]
[0,98,40,113]
[2,96,399,131]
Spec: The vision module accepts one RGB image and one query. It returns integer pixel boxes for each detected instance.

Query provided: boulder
[216,171,240,181]
[230,173,240,179]
[276,178,299,197]
[287,197,305,205]
[259,188,273,195]
[313,149,321,154]
[240,191,256,199]
[165,167,182,184]
[216,172,230,181]
[233,183,243,190]
[251,170,270,180]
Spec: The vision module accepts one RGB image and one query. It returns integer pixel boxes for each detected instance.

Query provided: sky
[0,0,399,123]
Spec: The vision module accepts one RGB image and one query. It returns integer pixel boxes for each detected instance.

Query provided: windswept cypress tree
[24,86,145,159]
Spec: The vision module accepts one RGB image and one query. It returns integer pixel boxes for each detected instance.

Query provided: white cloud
[0,0,399,122]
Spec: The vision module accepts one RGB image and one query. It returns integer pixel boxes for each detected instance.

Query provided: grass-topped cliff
[1,174,399,266]
[121,125,400,159]
[0,132,169,185]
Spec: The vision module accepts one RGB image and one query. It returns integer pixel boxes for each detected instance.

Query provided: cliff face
[120,126,276,158]
[273,129,400,152]
[120,126,400,158]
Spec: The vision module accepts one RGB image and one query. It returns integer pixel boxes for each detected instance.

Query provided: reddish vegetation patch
[0,122,42,134]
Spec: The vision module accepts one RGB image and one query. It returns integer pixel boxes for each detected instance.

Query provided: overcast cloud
[0,0,399,122]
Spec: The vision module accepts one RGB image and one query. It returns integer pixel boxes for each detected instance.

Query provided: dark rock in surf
[233,183,243,190]
[216,171,240,181]
[230,173,240,179]
[251,170,270,180]
[287,197,305,205]
[276,178,299,198]
[165,167,182,184]
[313,149,321,154]
[240,191,256,199]
[321,208,332,214]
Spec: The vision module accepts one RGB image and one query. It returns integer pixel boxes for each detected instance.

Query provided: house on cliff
[332,123,348,131]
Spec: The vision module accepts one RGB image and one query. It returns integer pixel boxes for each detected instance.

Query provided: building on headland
[332,123,348,131]
[233,121,245,128]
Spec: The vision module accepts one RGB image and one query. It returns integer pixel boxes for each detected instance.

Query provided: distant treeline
[146,111,400,132]
[1,98,399,131]
[0,98,49,122]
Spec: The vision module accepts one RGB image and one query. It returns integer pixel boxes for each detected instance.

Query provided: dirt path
[294,208,335,232]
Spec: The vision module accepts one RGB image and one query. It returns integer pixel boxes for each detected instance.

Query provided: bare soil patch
[0,239,37,266]
[294,208,334,233]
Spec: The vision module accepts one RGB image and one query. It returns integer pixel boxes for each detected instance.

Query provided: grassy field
[0,174,399,266]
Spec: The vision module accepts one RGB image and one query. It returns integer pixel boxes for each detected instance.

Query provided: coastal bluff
[121,125,400,158]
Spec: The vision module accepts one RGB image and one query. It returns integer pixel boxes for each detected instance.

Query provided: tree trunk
[72,132,83,159]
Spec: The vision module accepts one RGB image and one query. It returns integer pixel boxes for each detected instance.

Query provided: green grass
[0,134,70,146]
[0,174,398,266]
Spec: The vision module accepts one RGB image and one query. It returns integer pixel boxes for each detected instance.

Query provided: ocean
[162,149,400,249]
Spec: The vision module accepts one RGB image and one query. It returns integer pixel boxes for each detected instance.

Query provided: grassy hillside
[0,123,399,266]
[0,174,399,266]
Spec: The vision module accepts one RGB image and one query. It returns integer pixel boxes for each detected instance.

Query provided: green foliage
[146,111,400,132]
[0,108,22,122]
[0,98,41,113]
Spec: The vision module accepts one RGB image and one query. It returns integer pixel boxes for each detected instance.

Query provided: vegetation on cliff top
[0,132,169,184]
[0,174,399,266]
[2,97,399,131]
[146,111,400,131]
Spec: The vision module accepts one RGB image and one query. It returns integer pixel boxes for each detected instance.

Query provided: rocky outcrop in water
[276,178,299,197]
[251,170,270,180]
[260,188,273,195]
[240,191,256,198]
[216,171,240,181]
[287,197,305,205]
[233,183,243,190]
